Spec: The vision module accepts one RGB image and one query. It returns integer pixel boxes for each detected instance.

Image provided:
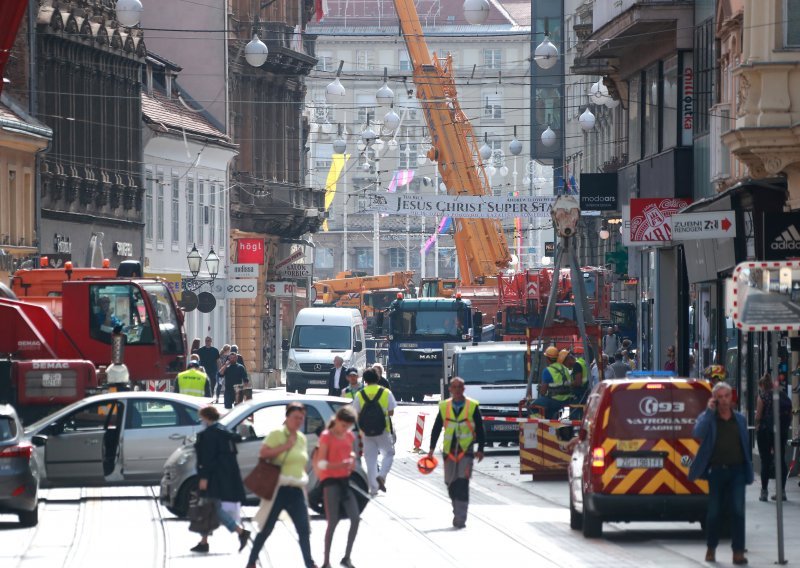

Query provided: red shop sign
[629,198,692,242]
[237,238,265,264]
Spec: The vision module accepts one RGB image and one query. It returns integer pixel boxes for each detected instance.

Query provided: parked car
[160,393,369,518]
[568,376,711,538]
[0,404,39,526]
[24,392,208,487]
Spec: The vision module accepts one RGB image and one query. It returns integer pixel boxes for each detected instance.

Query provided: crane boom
[393,0,511,285]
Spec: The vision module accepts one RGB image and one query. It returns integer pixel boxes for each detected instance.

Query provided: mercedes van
[283,308,366,393]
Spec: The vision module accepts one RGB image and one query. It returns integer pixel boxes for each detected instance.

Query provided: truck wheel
[412,393,424,403]
[18,505,38,527]
[569,495,582,530]
[582,507,602,538]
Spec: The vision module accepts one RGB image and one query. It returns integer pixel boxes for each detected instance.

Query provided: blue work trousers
[705,464,747,552]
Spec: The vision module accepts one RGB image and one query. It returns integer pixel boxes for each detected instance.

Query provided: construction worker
[428,376,485,529]
[570,346,590,405]
[352,368,396,496]
[342,368,363,400]
[531,346,573,419]
[175,360,210,397]
[704,365,739,404]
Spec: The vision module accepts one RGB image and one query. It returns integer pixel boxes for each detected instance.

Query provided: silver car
[25,392,207,487]
[0,404,39,526]
[159,393,369,518]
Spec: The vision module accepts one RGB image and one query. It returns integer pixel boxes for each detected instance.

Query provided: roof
[142,89,232,146]
[0,93,53,140]
[495,0,531,27]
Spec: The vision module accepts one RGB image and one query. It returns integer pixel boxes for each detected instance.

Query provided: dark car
[0,404,39,526]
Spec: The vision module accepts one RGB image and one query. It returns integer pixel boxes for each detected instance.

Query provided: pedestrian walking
[246,402,318,568]
[428,377,485,528]
[352,368,396,496]
[231,344,245,366]
[590,353,614,389]
[190,337,201,356]
[218,351,248,409]
[191,406,250,554]
[610,350,631,378]
[755,373,791,501]
[175,360,211,397]
[215,344,231,403]
[602,327,619,359]
[312,406,360,568]
[342,368,363,400]
[196,336,220,386]
[372,362,391,389]
[688,382,753,565]
[328,356,345,397]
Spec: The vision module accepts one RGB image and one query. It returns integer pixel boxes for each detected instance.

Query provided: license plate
[490,423,519,431]
[42,373,62,387]
[310,380,328,386]
[616,457,663,469]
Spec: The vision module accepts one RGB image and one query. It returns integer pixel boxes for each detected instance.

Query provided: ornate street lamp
[245,34,269,67]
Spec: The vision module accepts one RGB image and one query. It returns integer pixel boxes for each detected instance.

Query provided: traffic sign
[277,263,310,278]
[274,250,304,271]
[231,263,259,277]
[671,210,736,241]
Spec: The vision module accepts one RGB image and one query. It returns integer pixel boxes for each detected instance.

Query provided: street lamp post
[184,244,221,292]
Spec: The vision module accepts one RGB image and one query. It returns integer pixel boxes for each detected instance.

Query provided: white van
[282,308,366,394]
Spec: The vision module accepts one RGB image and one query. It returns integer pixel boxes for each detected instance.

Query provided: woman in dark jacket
[191,406,250,554]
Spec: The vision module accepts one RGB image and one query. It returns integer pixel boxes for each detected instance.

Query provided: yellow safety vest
[358,384,391,432]
[546,363,572,401]
[343,384,363,401]
[575,357,589,386]
[438,397,478,459]
[177,369,207,397]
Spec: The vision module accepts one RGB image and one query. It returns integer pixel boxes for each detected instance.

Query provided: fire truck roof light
[39,257,48,268]
[64,261,73,271]
[102,258,111,268]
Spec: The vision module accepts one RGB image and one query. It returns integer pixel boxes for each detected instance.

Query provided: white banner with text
[363,192,555,218]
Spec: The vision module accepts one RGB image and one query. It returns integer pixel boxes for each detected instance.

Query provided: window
[389,248,406,270]
[644,64,659,157]
[399,49,412,72]
[483,48,501,69]
[662,55,678,149]
[217,185,225,248]
[788,0,800,46]
[483,89,503,119]
[355,248,373,270]
[694,18,714,135]
[145,168,153,241]
[399,141,419,169]
[356,49,374,70]
[0,416,16,441]
[356,93,376,125]
[291,325,351,350]
[198,178,205,246]
[209,181,216,249]
[143,283,184,355]
[187,175,195,246]
[126,400,183,429]
[232,403,325,440]
[62,401,118,432]
[628,73,642,161]
[171,172,180,244]
[156,167,165,243]
[316,143,334,173]
[315,247,334,268]
[89,284,154,345]
[316,51,333,71]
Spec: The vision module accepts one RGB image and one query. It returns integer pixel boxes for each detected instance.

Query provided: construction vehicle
[312,270,415,333]
[1,259,187,422]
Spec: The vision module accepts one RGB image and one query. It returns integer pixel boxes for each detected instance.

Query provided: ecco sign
[226,279,257,299]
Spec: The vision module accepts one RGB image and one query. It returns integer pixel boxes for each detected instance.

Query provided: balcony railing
[593,0,682,31]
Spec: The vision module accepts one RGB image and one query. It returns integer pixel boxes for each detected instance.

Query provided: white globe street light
[541,256,552,266]
[479,134,492,161]
[509,137,523,156]
[463,0,490,25]
[333,136,347,154]
[360,122,377,145]
[599,229,610,240]
[244,34,269,67]
[383,108,401,132]
[579,107,596,131]
[541,126,556,147]
[499,165,509,177]
[116,0,143,27]
[417,155,427,166]
[589,78,610,105]
[534,35,559,70]
[326,61,346,103]
[376,68,394,105]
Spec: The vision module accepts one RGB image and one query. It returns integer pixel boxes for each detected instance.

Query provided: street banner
[364,192,555,218]
[671,210,736,240]
[322,153,348,231]
[629,197,692,242]
[237,238,264,264]
[763,211,800,260]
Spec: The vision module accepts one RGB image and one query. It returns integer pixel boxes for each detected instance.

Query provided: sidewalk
[737,474,798,565]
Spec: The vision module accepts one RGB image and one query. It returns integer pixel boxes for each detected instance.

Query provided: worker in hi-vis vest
[176,361,210,397]
[428,376,485,529]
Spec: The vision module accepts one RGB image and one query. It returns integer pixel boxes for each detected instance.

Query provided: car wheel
[172,477,199,519]
[18,505,38,527]
[569,494,582,531]
[412,393,424,403]
[582,507,602,538]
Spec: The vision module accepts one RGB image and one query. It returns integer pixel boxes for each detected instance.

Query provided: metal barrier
[365,337,388,366]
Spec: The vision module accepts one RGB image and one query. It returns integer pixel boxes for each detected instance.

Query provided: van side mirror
[354,340,363,353]
[281,338,289,351]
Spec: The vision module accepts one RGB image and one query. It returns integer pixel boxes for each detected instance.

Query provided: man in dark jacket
[328,355,345,396]
[218,352,249,409]
[196,336,220,383]
[191,406,250,553]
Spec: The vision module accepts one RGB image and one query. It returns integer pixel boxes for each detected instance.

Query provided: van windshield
[607,386,709,440]
[291,325,351,350]
[456,352,526,384]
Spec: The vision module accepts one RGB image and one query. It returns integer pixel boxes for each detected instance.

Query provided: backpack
[358,387,387,437]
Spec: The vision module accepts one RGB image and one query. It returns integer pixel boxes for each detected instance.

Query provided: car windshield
[291,325,351,349]
[391,310,463,338]
[0,416,17,441]
[456,352,526,384]
[607,386,710,440]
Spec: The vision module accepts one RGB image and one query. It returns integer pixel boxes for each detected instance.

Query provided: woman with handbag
[191,406,250,554]
[313,406,360,568]
[246,402,318,568]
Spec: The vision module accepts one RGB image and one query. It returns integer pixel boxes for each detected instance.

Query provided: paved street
[3,390,800,567]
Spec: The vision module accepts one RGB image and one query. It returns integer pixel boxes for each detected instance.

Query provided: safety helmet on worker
[557,349,571,365]
[704,365,726,383]
[544,346,559,360]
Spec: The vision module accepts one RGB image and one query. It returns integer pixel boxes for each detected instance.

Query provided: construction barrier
[412,413,426,453]
[519,418,581,478]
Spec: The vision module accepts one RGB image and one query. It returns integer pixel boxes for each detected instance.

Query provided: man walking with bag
[428,376,485,528]
[353,368,396,496]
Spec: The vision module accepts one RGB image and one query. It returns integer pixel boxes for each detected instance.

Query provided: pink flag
[387,169,415,193]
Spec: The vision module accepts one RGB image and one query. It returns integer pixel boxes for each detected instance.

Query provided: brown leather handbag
[244,458,281,500]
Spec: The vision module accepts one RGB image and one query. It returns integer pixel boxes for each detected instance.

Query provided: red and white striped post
[413,413,426,453]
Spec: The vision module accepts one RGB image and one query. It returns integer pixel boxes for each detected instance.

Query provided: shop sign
[277,263,310,278]
[231,263,259,277]
[671,211,736,241]
[113,241,133,257]
[544,242,555,257]
[681,56,694,146]
[364,192,555,218]
[274,250,304,271]
[265,281,296,298]
[237,238,265,264]
[146,272,183,301]
[629,198,692,243]
[579,173,618,212]
[226,279,258,299]
[763,212,800,260]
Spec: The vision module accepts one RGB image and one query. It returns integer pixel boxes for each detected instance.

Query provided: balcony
[231,175,325,237]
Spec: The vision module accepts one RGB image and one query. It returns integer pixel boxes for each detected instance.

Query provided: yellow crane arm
[392,0,511,285]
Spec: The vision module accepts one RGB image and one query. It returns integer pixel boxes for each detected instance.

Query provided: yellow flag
[322,153,349,231]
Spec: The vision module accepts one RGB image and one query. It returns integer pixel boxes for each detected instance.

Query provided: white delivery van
[282,308,366,393]
[443,342,538,444]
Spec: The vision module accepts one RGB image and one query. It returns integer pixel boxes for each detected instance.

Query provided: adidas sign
[771,225,800,250]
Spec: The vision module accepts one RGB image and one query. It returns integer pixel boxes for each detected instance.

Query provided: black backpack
[358,387,387,437]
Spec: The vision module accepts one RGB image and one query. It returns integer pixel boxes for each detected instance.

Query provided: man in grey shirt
[610,351,631,378]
